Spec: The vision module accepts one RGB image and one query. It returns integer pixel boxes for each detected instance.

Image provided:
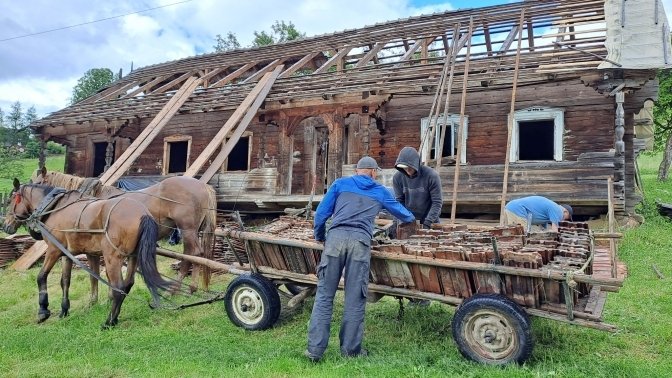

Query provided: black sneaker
[304,350,321,363]
[343,348,369,358]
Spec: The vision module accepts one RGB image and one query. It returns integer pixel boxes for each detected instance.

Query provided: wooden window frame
[510,107,564,162]
[420,114,468,164]
[162,135,192,175]
[220,131,253,172]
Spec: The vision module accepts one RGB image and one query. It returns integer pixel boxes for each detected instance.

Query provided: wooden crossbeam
[279,52,319,78]
[95,81,138,102]
[122,76,166,98]
[79,81,130,105]
[395,38,431,66]
[185,66,283,178]
[498,25,521,55]
[313,47,352,74]
[355,41,388,68]
[199,66,283,182]
[483,21,493,56]
[99,76,202,185]
[242,58,286,83]
[152,71,197,94]
[210,62,256,88]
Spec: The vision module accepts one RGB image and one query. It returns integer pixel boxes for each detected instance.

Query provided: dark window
[518,120,554,160]
[93,142,114,177]
[226,136,249,171]
[168,141,188,173]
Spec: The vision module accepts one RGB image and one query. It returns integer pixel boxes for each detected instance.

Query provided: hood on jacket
[395,146,421,177]
[351,174,378,190]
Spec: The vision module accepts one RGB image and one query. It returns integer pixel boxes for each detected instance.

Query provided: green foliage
[69,68,120,105]
[46,141,66,155]
[0,146,23,180]
[213,32,241,52]
[653,69,672,152]
[0,155,64,193]
[23,139,40,159]
[252,30,275,47]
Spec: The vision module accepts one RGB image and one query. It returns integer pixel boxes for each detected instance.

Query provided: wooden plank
[499,9,526,224]
[11,242,47,271]
[122,76,167,98]
[313,47,352,74]
[355,41,388,68]
[210,62,256,88]
[394,37,432,66]
[185,68,279,178]
[152,71,196,94]
[199,66,283,182]
[242,58,286,84]
[450,18,474,223]
[279,52,318,78]
[99,75,202,185]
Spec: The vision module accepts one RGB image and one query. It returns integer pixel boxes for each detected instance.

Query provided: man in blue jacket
[306,156,415,362]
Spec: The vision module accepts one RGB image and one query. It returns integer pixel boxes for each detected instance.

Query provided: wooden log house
[31,0,672,218]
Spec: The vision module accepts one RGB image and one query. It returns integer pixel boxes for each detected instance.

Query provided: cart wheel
[284,283,310,296]
[225,274,281,330]
[451,294,533,365]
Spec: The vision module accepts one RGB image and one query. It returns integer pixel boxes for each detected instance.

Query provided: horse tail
[199,184,217,290]
[136,215,172,302]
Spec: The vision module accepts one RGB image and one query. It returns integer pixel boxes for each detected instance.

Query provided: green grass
[0,155,65,193]
[1,155,671,377]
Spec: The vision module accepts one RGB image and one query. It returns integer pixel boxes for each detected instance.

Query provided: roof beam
[122,76,167,98]
[355,41,388,68]
[242,58,286,83]
[279,52,319,78]
[210,62,256,88]
[394,37,435,66]
[152,71,197,94]
[313,47,352,74]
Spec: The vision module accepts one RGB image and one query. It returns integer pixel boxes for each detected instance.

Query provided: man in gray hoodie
[392,146,443,229]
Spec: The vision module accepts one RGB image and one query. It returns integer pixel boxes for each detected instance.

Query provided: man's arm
[423,171,443,226]
[392,173,405,204]
[313,181,339,241]
[380,188,415,223]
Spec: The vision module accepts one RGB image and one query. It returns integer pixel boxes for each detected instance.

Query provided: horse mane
[23,183,57,196]
[36,171,124,198]
[42,172,86,191]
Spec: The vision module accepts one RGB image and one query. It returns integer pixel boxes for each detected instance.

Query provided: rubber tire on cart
[451,294,533,365]
[224,274,281,330]
[284,283,310,296]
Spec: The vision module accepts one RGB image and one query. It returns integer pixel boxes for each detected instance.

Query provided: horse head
[4,178,31,234]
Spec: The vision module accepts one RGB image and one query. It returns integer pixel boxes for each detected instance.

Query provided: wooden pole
[607,177,617,278]
[450,17,474,223]
[435,25,460,169]
[419,47,450,162]
[499,9,526,225]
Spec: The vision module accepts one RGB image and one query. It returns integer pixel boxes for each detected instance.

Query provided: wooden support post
[99,75,202,185]
[435,25,461,169]
[450,18,474,223]
[185,67,282,178]
[324,112,345,186]
[199,66,283,182]
[276,124,294,195]
[615,92,626,155]
[607,177,617,278]
[499,9,526,225]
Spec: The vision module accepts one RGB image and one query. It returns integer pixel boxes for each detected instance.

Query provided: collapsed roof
[33,0,671,129]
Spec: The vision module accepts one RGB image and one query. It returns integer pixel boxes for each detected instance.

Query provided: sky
[0,0,670,118]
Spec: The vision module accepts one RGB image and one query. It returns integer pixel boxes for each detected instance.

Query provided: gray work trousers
[307,228,371,357]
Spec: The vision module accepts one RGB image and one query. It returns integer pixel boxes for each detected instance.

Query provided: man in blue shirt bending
[305,156,415,362]
[504,195,573,232]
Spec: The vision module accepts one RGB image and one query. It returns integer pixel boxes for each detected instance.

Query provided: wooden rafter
[483,21,493,56]
[122,76,167,98]
[185,66,283,178]
[99,76,202,185]
[242,58,286,83]
[355,41,388,68]
[279,52,318,78]
[210,62,256,88]
[314,47,352,74]
[95,82,138,102]
[152,71,197,94]
[395,37,435,66]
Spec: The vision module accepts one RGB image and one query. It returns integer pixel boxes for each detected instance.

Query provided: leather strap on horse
[33,221,128,296]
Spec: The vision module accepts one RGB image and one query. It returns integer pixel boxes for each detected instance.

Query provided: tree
[3,102,31,147]
[0,146,22,180]
[252,20,305,47]
[70,68,120,105]
[654,68,672,180]
[213,32,241,52]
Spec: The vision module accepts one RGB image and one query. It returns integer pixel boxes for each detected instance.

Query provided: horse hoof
[37,310,51,323]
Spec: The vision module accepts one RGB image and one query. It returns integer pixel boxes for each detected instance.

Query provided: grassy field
[0,155,671,377]
[0,155,65,193]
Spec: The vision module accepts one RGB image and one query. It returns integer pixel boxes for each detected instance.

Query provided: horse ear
[13,178,20,191]
[40,166,47,177]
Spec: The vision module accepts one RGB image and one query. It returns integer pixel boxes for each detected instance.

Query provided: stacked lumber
[0,236,36,268]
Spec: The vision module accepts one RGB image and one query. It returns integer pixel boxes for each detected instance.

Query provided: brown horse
[3,179,173,328]
[32,168,217,295]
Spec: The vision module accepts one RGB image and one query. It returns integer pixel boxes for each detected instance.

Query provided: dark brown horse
[32,168,217,296]
[3,179,173,328]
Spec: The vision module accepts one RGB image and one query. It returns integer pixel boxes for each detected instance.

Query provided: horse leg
[181,230,202,294]
[123,256,137,294]
[36,248,62,323]
[59,256,73,318]
[101,256,126,330]
[86,254,100,306]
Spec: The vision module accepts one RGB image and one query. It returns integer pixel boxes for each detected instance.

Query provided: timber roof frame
[35,0,618,128]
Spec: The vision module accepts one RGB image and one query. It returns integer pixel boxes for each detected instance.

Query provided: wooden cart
[161,218,623,365]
